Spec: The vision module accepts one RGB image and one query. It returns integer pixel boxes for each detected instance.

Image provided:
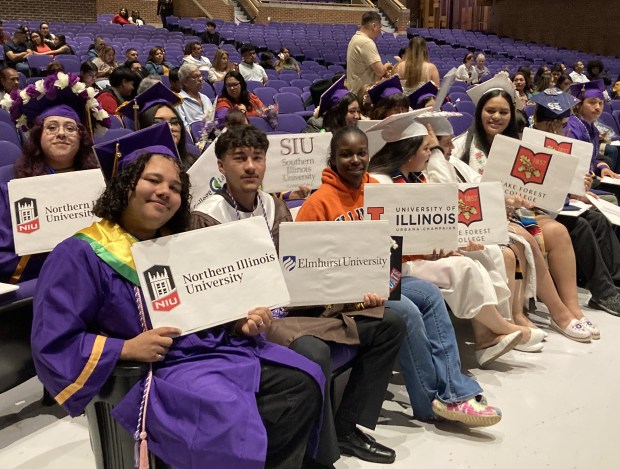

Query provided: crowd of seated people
[2,10,620,469]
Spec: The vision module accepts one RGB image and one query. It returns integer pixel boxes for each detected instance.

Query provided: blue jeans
[386,276,482,420]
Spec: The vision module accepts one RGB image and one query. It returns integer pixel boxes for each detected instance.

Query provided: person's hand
[363,293,385,308]
[422,249,461,260]
[601,167,620,179]
[426,123,440,148]
[288,185,311,200]
[584,172,594,191]
[120,327,181,362]
[236,307,273,336]
[460,240,484,252]
[505,195,535,209]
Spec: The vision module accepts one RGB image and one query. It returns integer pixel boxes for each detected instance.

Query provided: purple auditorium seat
[266,80,288,91]
[0,109,12,125]
[248,116,274,133]
[201,82,215,100]
[448,113,474,136]
[599,112,620,138]
[454,100,476,115]
[0,122,22,148]
[0,141,22,167]
[189,121,205,143]
[213,81,224,96]
[246,81,264,93]
[279,86,303,97]
[290,78,312,90]
[26,54,53,76]
[275,114,307,133]
[274,92,312,118]
[253,87,278,106]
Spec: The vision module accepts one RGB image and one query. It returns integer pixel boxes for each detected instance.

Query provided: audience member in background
[0,21,11,45]
[0,66,20,100]
[208,49,234,84]
[366,75,409,120]
[96,66,136,115]
[51,35,74,55]
[455,53,478,85]
[215,70,264,121]
[408,81,438,110]
[38,22,55,47]
[259,52,275,71]
[145,46,173,76]
[169,67,182,93]
[86,36,105,61]
[125,48,139,62]
[201,21,222,45]
[46,62,64,75]
[474,53,491,81]
[124,59,144,75]
[555,74,573,92]
[512,71,531,108]
[3,27,32,75]
[393,36,440,96]
[274,47,300,74]
[586,59,611,86]
[532,65,552,93]
[176,63,214,130]
[29,31,54,55]
[92,46,118,79]
[157,0,174,29]
[569,60,589,84]
[79,61,99,90]
[517,65,534,92]
[182,41,212,70]
[613,75,620,99]
[111,7,132,25]
[316,77,362,133]
[238,43,268,85]
[129,10,144,26]
[135,75,161,95]
[346,11,392,99]
[550,63,564,86]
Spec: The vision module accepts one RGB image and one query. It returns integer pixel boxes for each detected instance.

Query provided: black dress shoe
[337,428,396,464]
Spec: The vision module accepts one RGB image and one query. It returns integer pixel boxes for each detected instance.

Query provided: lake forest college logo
[543,137,572,155]
[458,187,483,226]
[143,265,181,312]
[510,146,552,185]
[282,255,296,271]
[14,197,40,234]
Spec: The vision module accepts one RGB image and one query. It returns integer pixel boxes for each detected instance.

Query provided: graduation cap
[466,73,523,110]
[365,109,429,142]
[415,111,462,136]
[568,79,605,101]
[93,122,179,182]
[367,75,403,104]
[318,75,350,117]
[408,81,439,110]
[117,81,182,128]
[529,87,580,121]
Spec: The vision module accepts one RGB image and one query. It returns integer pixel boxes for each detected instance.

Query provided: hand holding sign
[120,327,182,362]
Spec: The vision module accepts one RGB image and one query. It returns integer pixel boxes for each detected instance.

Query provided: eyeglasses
[226,82,241,89]
[43,122,78,134]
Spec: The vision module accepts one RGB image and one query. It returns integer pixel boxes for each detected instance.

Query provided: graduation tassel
[112,142,121,178]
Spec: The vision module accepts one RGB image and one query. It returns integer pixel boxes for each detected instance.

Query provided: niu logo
[510,146,552,185]
[458,187,483,226]
[14,197,40,234]
[282,256,296,271]
[543,137,572,155]
[143,265,180,312]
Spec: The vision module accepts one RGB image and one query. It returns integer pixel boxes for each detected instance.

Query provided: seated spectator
[38,22,55,47]
[136,74,161,95]
[92,46,119,79]
[259,52,275,71]
[169,67,182,93]
[182,41,212,71]
[238,43,268,85]
[555,74,573,92]
[79,61,99,90]
[0,66,20,101]
[0,20,11,45]
[208,49,234,84]
[111,7,132,25]
[96,66,137,115]
[407,81,438,110]
[201,21,222,45]
[125,48,139,62]
[550,63,565,86]
[586,59,611,85]
[129,10,144,26]
[3,26,33,75]
[532,65,552,93]
[455,53,478,85]
[366,75,409,119]
[32,125,323,469]
[306,76,361,133]
[29,31,54,55]
[51,35,74,55]
[176,63,214,129]
[86,36,105,61]
[613,74,620,99]
[274,48,300,74]
[124,59,144,76]
[569,60,589,84]
[46,62,65,75]
[215,70,264,121]
[144,46,173,76]
[512,70,532,107]
[474,53,491,81]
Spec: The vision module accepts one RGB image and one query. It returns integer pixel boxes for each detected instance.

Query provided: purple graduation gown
[565,115,609,175]
[0,183,48,283]
[32,237,325,469]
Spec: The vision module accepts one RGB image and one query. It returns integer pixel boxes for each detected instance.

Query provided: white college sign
[457,182,509,246]
[279,221,390,306]
[8,169,105,255]
[132,217,290,335]
[187,140,226,210]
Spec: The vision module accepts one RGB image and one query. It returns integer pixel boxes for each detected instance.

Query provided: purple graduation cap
[529,87,580,120]
[568,79,605,101]
[408,81,439,110]
[93,122,179,182]
[117,81,182,129]
[318,75,350,117]
[367,75,403,104]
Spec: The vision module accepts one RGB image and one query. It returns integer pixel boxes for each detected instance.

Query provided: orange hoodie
[296,167,377,222]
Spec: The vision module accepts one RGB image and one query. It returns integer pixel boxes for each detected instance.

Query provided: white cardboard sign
[357,120,384,158]
[279,221,390,306]
[132,217,290,335]
[187,140,226,210]
[521,127,592,196]
[364,183,458,254]
[480,135,578,212]
[586,194,620,226]
[457,182,509,246]
[8,169,105,255]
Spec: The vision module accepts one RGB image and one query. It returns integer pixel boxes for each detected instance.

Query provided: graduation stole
[391,171,427,184]
[74,220,140,286]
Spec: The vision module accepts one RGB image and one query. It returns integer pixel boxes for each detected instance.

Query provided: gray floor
[1,290,619,468]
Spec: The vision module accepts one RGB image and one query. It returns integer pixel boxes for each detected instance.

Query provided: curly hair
[93,153,191,235]
[14,122,98,178]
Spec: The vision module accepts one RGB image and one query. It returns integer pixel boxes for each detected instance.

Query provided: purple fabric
[37,104,80,124]
[565,115,606,175]
[32,236,324,469]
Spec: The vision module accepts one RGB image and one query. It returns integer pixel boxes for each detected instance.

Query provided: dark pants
[257,363,322,469]
[556,209,620,300]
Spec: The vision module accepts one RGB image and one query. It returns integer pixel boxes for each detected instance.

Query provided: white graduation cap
[466,73,523,110]
[415,111,462,136]
[365,109,429,143]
